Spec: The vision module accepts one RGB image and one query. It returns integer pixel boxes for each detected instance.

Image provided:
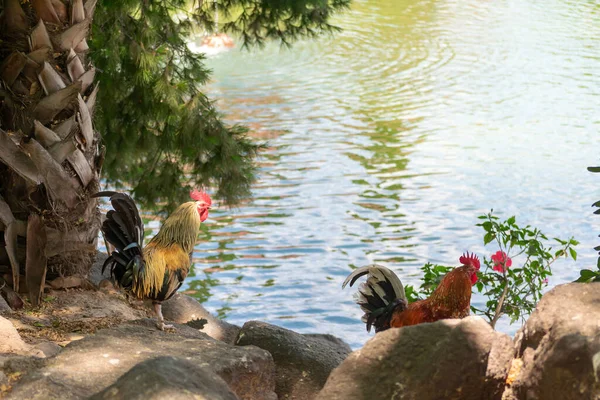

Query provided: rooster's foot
[156,322,175,331]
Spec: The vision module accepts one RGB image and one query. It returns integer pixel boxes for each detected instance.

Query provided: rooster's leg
[153,302,174,330]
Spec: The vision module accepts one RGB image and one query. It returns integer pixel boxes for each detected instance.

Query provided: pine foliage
[90,0,350,211]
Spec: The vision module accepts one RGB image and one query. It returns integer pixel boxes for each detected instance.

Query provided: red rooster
[93,190,211,330]
[343,253,480,332]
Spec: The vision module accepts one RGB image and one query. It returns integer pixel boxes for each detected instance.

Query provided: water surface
[180,0,600,349]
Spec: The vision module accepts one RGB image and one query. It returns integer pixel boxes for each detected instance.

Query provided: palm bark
[0,0,102,307]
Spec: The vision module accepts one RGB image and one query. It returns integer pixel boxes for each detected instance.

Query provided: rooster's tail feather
[343,264,407,332]
[94,191,145,290]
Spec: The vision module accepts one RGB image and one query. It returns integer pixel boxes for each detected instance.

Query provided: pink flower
[491,251,512,273]
[542,278,548,285]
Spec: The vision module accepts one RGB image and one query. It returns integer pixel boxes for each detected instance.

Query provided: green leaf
[507,216,516,225]
[569,247,577,261]
[588,166,600,173]
[476,281,484,292]
[484,232,495,245]
[482,221,493,232]
[555,250,565,258]
[576,269,598,282]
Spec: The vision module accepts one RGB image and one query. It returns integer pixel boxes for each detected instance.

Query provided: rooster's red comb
[190,189,211,205]
[459,252,480,270]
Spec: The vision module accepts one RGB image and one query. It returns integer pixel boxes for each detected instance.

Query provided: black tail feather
[95,191,145,291]
[343,264,408,333]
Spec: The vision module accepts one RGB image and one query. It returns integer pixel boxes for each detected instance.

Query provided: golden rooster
[94,190,211,330]
[343,253,480,332]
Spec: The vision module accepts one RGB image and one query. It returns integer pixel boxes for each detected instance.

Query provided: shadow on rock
[506,283,600,400]
[316,316,513,400]
[90,356,239,400]
[162,293,241,344]
[6,319,276,400]
[236,321,352,400]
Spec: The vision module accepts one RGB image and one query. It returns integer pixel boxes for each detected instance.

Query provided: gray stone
[236,321,352,400]
[0,294,11,314]
[89,356,239,400]
[162,293,241,344]
[303,333,352,353]
[317,316,513,400]
[1,355,46,378]
[7,319,276,400]
[29,341,62,359]
[87,252,111,287]
[508,283,600,399]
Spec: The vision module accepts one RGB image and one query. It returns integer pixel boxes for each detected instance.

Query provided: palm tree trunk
[0,0,103,307]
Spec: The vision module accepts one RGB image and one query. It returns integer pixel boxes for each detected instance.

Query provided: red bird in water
[94,190,211,330]
[343,253,480,332]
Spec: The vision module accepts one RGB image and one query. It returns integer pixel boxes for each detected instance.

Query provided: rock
[303,334,352,353]
[0,316,31,355]
[317,316,513,400]
[87,252,111,287]
[507,283,600,399]
[0,283,23,310]
[162,293,241,344]
[29,341,62,359]
[90,356,239,400]
[0,354,10,369]
[98,279,116,292]
[45,289,147,322]
[1,355,46,377]
[0,294,11,314]
[47,276,94,290]
[236,321,352,400]
[7,319,276,400]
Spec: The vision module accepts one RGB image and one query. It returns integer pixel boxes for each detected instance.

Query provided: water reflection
[159,0,598,348]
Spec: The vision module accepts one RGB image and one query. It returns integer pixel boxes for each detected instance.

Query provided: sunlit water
[118,0,600,349]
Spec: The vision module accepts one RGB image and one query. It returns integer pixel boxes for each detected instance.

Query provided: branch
[490,279,509,329]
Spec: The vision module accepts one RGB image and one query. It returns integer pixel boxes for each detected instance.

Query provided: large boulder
[317,316,513,400]
[0,317,31,355]
[505,283,600,399]
[161,293,241,344]
[7,319,276,400]
[236,321,352,400]
[90,356,239,400]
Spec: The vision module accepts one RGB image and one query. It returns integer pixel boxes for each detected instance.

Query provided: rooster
[343,253,480,332]
[93,190,211,330]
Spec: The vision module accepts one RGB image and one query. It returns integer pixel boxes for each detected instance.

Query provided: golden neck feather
[149,202,201,253]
